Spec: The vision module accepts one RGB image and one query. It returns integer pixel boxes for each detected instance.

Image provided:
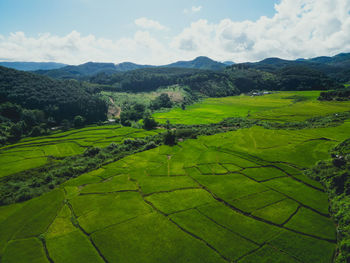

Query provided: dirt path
[108,97,121,118]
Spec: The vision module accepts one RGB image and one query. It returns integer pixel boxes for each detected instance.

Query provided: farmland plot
[0,124,342,263]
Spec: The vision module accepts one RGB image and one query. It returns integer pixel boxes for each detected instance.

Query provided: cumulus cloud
[134,17,168,31]
[174,0,350,62]
[183,6,202,14]
[0,0,349,64]
[0,30,173,65]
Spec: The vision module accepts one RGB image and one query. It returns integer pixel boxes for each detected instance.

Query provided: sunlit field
[153,91,350,124]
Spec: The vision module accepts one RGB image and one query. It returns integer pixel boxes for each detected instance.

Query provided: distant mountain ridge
[3,52,350,82]
[0,62,67,71]
[165,56,227,70]
[33,57,228,79]
[236,52,350,83]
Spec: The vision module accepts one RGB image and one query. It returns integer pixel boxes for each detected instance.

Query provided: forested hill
[225,65,342,93]
[35,62,120,80]
[90,64,341,96]
[240,52,350,83]
[91,67,240,97]
[0,66,107,124]
[165,56,227,71]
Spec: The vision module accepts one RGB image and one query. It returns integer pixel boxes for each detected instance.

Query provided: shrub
[143,117,158,130]
[30,126,44,137]
[164,131,176,146]
[84,147,101,157]
[74,115,85,128]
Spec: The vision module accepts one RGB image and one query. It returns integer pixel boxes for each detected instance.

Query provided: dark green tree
[61,119,71,131]
[164,130,176,146]
[0,102,22,122]
[143,117,158,130]
[150,93,173,110]
[30,126,44,137]
[74,115,85,128]
[9,122,23,140]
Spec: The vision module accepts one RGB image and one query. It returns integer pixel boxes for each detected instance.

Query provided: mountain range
[0,62,67,71]
[1,52,350,83]
[31,56,229,79]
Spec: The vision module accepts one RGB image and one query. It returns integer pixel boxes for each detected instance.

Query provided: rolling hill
[33,57,227,80]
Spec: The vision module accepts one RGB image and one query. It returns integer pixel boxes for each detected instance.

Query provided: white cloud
[0,0,350,65]
[174,0,350,62]
[183,6,202,14]
[134,17,168,31]
[0,30,173,65]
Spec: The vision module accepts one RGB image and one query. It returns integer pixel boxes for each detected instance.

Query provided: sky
[0,0,350,65]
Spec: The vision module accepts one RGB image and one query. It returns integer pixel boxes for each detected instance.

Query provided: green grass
[191,172,268,202]
[137,176,198,195]
[285,207,336,240]
[0,126,161,178]
[91,213,227,263]
[197,163,228,174]
[70,192,153,233]
[198,203,281,244]
[2,238,49,263]
[239,245,300,263]
[0,189,64,255]
[230,190,286,213]
[45,206,104,263]
[242,167,287,181]
[47,231,104,263]
[1,91,348,262]
[252,198,299,225]
[153,92,301,124]
[80,174,137,194]
[262,177,329,215]
[145,189,214,214]
[170,209,259,261]
[268,230,336,263]
[154,91,350,125]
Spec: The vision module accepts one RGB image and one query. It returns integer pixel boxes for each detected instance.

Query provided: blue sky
[0,0,349,64]
[0,0,278,38]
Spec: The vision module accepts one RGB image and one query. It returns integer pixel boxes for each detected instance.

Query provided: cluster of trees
[119,93,173,126]
[306,139,350,262]
[319,89,350,101]
[150,93,173,110]
[0,66,108,144]
[0,101,89,144]
[0,102,48,143]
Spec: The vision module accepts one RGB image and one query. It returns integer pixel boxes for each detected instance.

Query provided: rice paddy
[0,125,160,178]
[153,91,350,124]
[1,91,349,262]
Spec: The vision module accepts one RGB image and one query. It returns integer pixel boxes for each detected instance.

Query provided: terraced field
[0,125,160,178]
[2,120,349,262]
[153,91,350,124]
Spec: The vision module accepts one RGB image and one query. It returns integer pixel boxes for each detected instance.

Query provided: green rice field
[0,125,160,178]
[2,121,349,262]
[153,91,350,124]
[1,91,350,262]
